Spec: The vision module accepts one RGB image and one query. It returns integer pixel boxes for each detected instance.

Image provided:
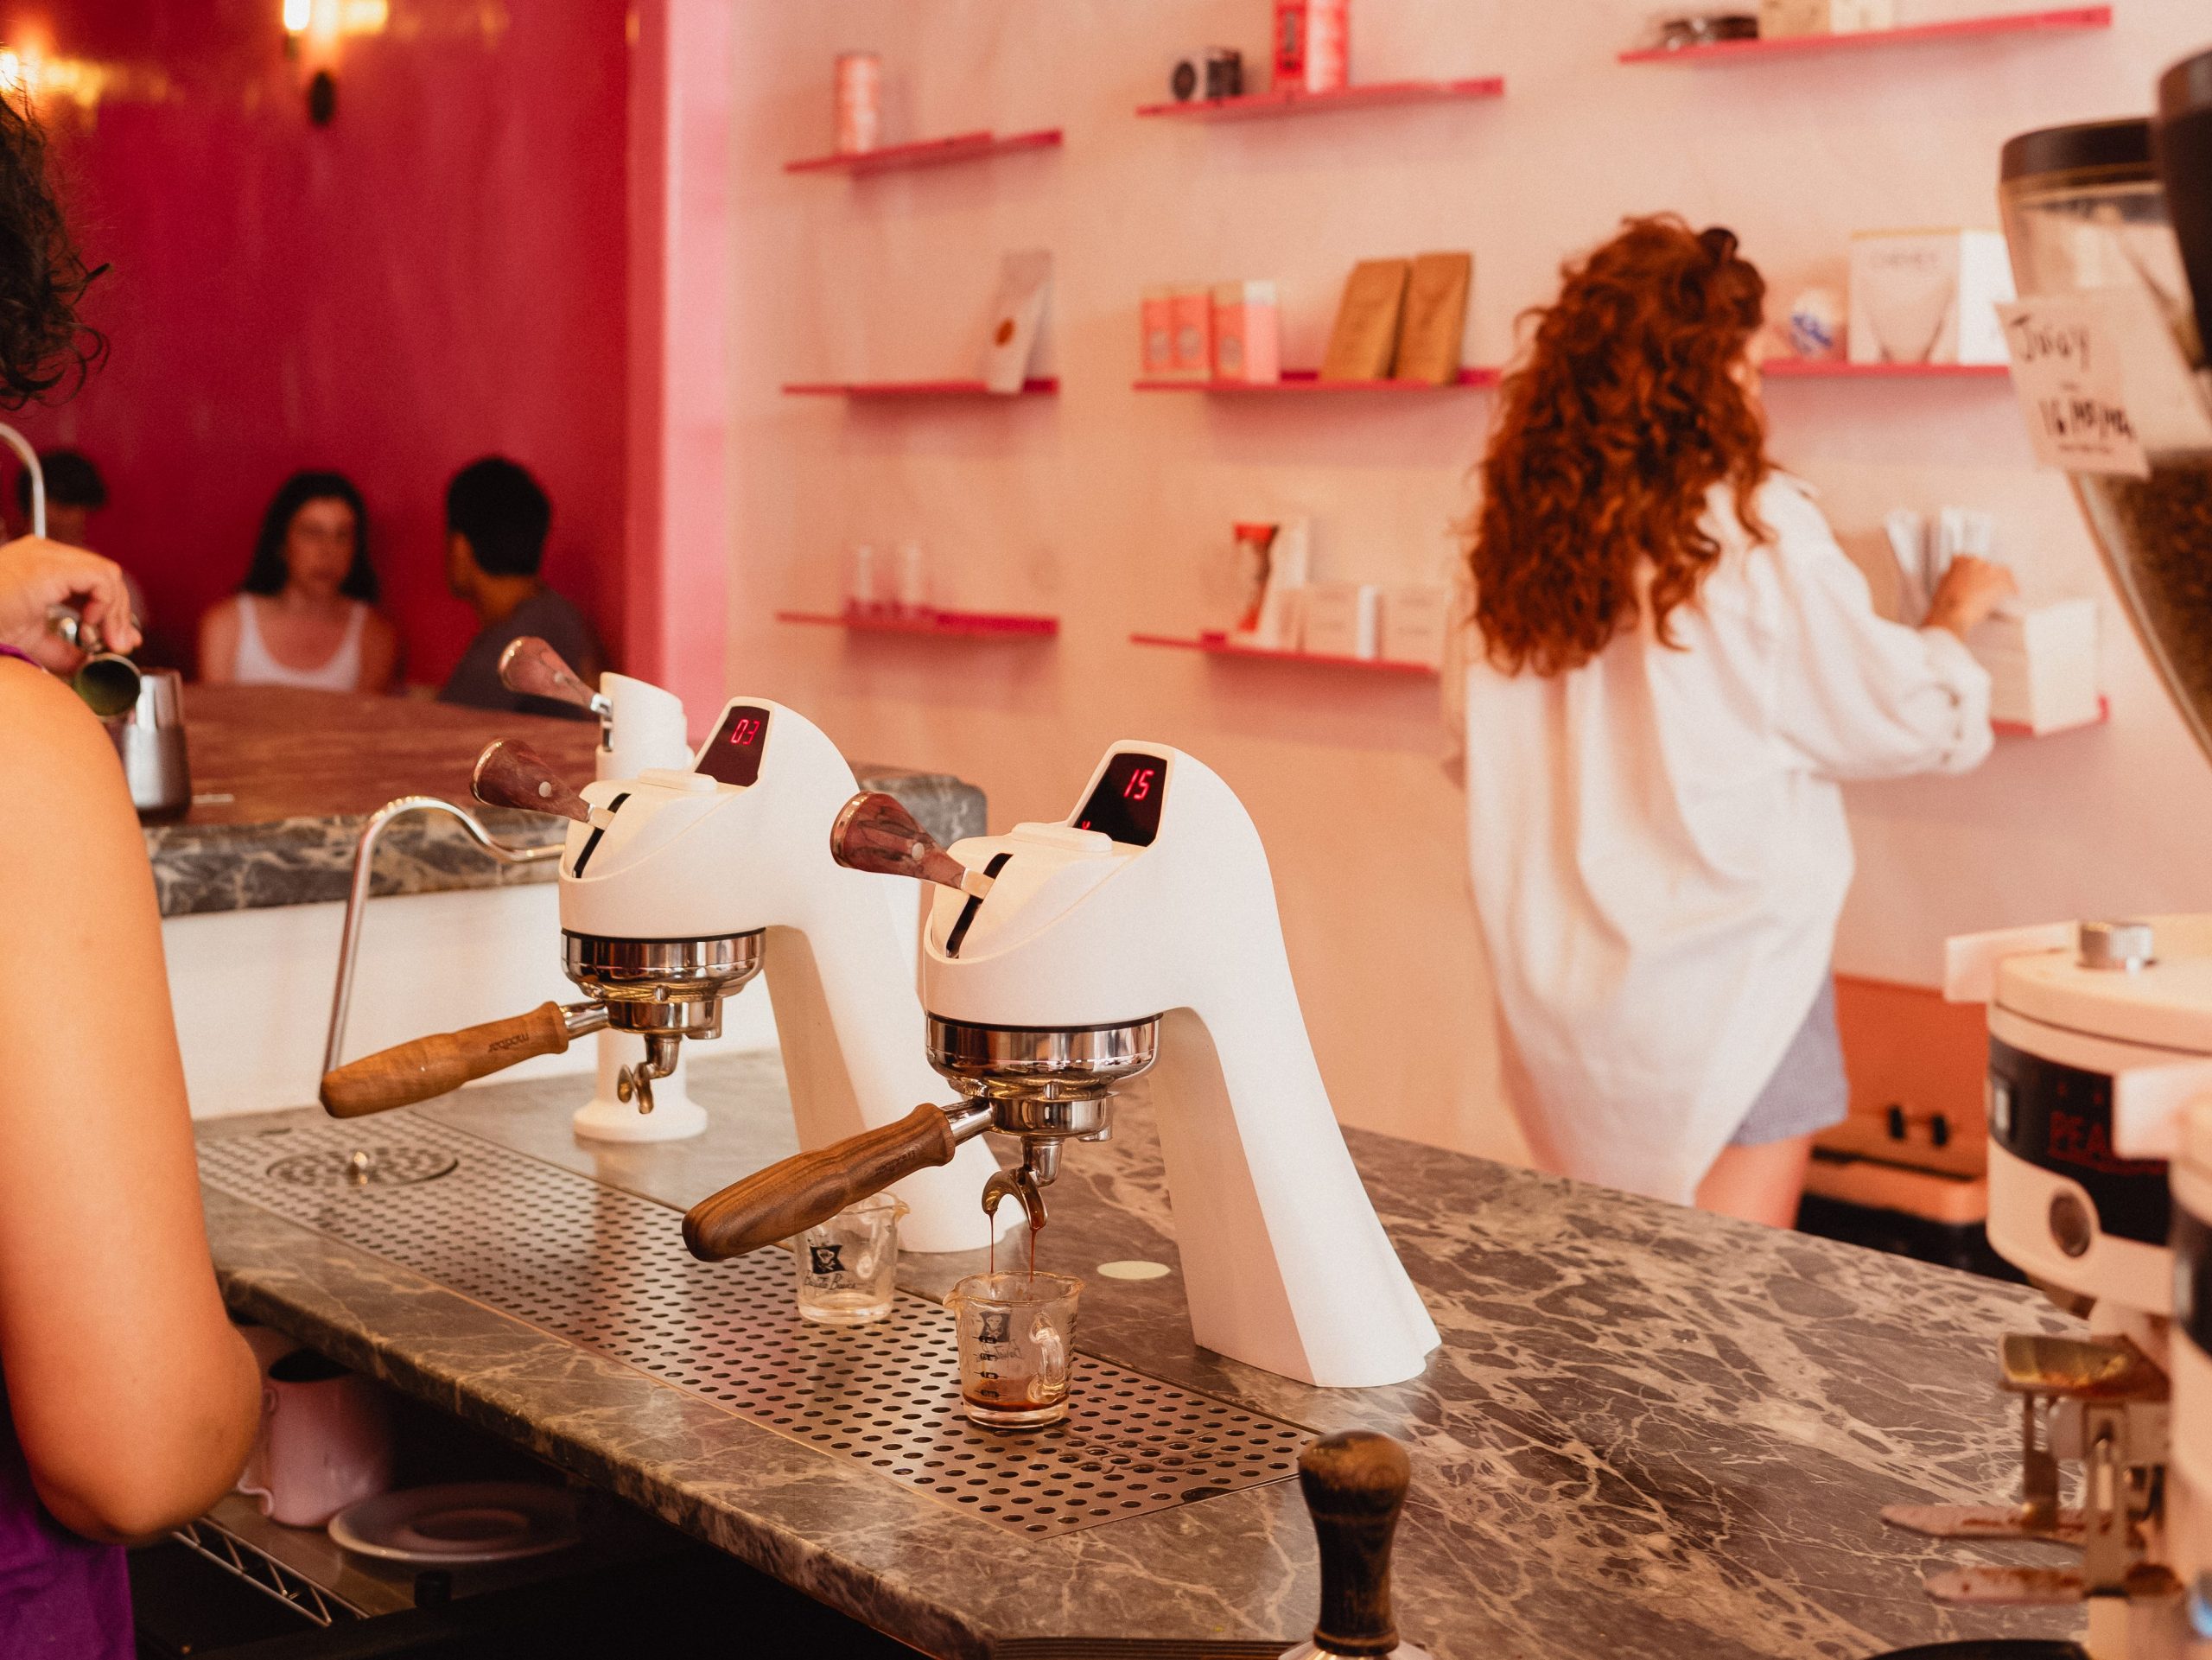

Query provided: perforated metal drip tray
[200,1115,1310,1540]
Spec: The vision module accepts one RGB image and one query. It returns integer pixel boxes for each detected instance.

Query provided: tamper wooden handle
[684,1104,960,1261]
[1298,1431,1414,1659]
[497,637,602,714]
[830,792,989,895]
[472,740,592,823]
[320,1002,578,1118]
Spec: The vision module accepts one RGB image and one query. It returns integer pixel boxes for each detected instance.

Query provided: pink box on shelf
[1211,282,1281,383]
[1169,287,1213,378]
[1303,0,1349,92]
[1141,288,1176,377]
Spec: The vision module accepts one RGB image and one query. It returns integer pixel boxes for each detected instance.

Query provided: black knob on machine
[1287,1430,1428,1660]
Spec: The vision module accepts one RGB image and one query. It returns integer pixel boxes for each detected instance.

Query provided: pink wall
[1,0,627,682]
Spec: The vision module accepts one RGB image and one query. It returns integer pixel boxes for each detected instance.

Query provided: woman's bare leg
[1694,1135,1815,1228]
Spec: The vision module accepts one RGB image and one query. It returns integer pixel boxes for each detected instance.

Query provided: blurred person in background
[1453,216,2014,1229]
[437,455,601,718]
[11,447,149,633]
[198,469,397,692]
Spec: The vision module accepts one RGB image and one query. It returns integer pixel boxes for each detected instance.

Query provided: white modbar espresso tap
[686,742,1440,1390]
[320,690,1011,1254]
[497,638,706,1142]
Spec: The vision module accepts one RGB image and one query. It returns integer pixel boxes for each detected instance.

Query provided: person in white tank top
[198,471,397,692]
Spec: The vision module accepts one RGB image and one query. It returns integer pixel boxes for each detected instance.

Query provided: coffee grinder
[683,742,1440,1389]
[1872,54,2212,1660]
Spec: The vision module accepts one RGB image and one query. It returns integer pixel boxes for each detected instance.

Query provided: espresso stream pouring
[687,746,1439,1390]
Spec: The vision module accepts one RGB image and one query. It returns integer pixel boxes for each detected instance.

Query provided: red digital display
[697,703,772,787]
[1072,751,1167,846]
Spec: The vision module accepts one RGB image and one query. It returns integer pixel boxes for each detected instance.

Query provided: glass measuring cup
[947,1271,1082,1428]
[792,1193,907,1326]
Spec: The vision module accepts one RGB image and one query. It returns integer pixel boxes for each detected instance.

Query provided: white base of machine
[570,1032,706,1142]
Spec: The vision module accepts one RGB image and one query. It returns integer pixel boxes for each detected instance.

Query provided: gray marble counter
[198,1059,2082,1660]
[151,685,985,919]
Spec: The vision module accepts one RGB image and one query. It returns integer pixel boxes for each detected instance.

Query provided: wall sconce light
[282,0,385,124]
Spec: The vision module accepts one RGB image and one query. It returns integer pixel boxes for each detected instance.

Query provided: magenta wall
[4,0,627,680]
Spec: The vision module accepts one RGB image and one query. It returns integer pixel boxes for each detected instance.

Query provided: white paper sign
[1998,296,2151,479]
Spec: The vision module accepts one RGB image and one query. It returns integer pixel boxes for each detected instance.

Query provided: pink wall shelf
[1134,367,1501,393]
[1993,695,2109,738]
[782,378,1059,398]
[779,609,1059,640]
[1761,359,2010,380]
[1135,77,1505,121]
[1132,632,1439,676]
[1618,6,2109,64]
[784,128,1064,176]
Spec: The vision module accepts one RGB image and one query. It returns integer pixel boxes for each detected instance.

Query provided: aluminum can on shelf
[835,52,880,155]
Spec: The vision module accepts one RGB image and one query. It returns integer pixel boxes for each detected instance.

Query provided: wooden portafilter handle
[472,740,593,822]
[497,636,603,715]
[683,1104,963,1262]
[320,1001,602,1118]
[830,792,991,897]
[1297,1431,1414,1659]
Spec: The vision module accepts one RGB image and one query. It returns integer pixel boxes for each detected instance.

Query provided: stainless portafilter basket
[316,725,762,1119]
[682,792,1158,1262]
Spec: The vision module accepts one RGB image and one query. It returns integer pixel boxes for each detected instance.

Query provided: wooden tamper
[1282,1430,1430,1660]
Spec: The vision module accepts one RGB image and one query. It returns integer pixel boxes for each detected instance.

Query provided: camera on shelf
[1168,47,1243,103]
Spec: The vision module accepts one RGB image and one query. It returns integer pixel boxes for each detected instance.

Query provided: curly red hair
[1468,216,1771,677]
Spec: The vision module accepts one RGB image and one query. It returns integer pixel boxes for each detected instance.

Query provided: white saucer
[327,1482,581,1565]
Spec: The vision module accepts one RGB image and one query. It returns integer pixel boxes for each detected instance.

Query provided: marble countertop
[197,1057,2083,1660]
[151,685,986,919]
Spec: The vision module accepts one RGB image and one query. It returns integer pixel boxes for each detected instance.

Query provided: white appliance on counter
[560,696,1012,1252]
[684,742,1440,1388]
[918,744,1440,1386]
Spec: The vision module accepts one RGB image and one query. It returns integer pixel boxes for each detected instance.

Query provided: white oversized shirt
[1460,476,1992,1205]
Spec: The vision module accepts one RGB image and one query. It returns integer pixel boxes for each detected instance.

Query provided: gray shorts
[1729,976,1850,1148]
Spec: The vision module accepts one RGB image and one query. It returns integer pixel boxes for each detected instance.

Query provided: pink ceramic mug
[236,1350,395,1528]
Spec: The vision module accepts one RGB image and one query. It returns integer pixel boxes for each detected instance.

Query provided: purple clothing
[0,643,35,665]
[0,1384,130,1657]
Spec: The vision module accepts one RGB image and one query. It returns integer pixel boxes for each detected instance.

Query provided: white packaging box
[1849,230,2014,366]
[1379,585,1452,667]
[1760,0,1893,37]
[1300,582,1380,659]
[1231,518,1311,651]
[1968,598,2101,735]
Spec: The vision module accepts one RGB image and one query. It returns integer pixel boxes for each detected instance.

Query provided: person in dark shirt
[436,456,602,718]
[13,448,149,630]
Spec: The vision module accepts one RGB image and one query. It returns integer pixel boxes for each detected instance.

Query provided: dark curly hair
[1467,215,1771,677]
[0,92,104,405]
[244,471,378,602]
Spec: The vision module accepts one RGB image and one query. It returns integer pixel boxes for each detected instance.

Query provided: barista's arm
[0,664,260,1542]
[1764,486,2000,781]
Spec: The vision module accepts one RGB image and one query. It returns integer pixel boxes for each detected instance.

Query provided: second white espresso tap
[686,741,1441,1390]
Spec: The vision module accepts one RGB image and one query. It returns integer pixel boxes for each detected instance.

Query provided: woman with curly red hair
[1459,217,2013,1226]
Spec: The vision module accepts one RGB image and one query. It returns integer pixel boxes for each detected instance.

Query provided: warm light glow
[282,0,313,34]
[0,52,22,97]
[338,0,387,34]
